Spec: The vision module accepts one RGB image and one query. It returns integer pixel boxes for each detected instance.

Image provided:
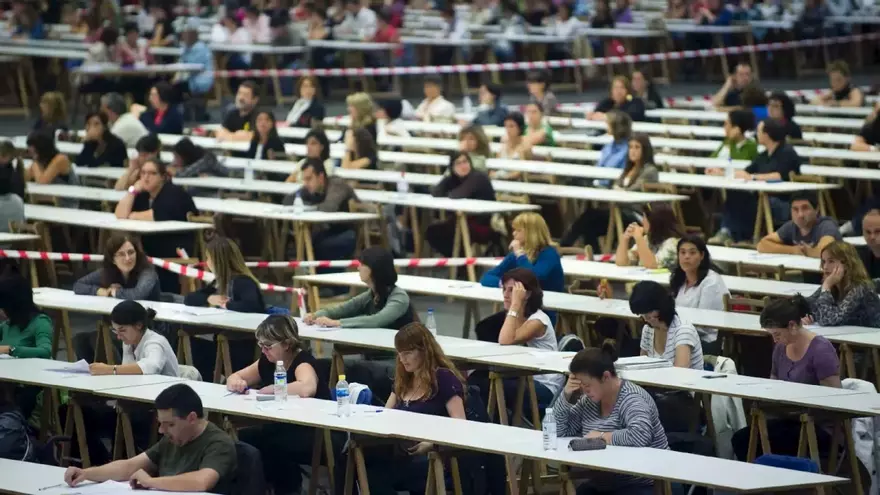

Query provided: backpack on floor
[0,410,34,462]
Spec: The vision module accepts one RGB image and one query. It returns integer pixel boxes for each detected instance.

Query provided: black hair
[172,138,206,166]
[791,191,819,209]
[155,383,205,419]
[300,157,327,177]
[759,296,810,329]
[224,12,242,27]
[483,83,502,101]
[358,247,398,309]
[270,13,289,28]
[526,70,550,88]
[669,236,713,296]
[0,270,40,329]
[239,80,259,97]
[245,5,261,15]
[85,111,113,142]
[123,21,139,35]
[152,81,175,106]
[503,112,525,133]
[629,280,677,327]
[527,101,545,114]
[424,74,443,87]
[110,299,155,333]
[728,109,756,133]
[569,346,618,379]
[26,130,59,165]
[619,133,654,182]
[448,152,474,177]
[99,26,119,46]
[0,162,16,196]
[135,133,161,154]
[768,91,796,120]
[377,9,393,23]
[252,110,281,143]
[378,99,403,120]
[761,118,788,143]
[501,268,544,317]
[101,233,150,288]
[351,127,377,159]
[304,129,330,162]
[740,85,768,107]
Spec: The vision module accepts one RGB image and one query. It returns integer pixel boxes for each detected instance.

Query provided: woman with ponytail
[554,346,667,494]
[730,296,840,461]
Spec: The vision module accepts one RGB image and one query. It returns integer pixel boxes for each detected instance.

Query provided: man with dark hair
[472,83,509,126]
[859,208,880,291]
[757,192,841,257]
[709,120,802,243]
[767,91,803,140]
[63,384,237,494]
[711,62,753,108]
[215,80,259,142]
[707,109,758,161]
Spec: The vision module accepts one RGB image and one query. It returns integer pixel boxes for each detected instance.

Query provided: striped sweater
[554,379,668,489]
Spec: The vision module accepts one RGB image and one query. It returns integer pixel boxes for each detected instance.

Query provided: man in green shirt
[64,383,237,494]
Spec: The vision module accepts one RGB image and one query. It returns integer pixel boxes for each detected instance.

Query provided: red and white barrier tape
[244,257,501,269]
[213,32,880,79]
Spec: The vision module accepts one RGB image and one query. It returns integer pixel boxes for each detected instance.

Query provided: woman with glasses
[227,315,327,495]
[731,297,840,461]
[73,233,160,362]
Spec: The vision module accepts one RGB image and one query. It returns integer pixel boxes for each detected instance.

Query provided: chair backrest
[231,440,266,495]
[723,293,770,315]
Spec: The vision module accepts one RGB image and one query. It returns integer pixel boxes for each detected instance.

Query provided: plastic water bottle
[396,171,409,197]
[244,160,254,182]
[542,408,557,450]
[336,374,351,417]
[462,96,473,114]
[293,194,305,213]
[725,157,735,180]
[274,361,287,402]
[425,309,437,336]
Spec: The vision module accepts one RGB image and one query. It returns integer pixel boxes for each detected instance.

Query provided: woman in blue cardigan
[481,212,563,322]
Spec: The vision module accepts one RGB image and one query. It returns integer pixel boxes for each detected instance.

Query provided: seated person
[304,247,415,329]
[805,241,880,327]
[286,76,326,128]
[215,81,259,142]
[426,153,496,257]
[594,111,632,187]
[629,280,704,370]
[757,192,840,257]
[227,315,328,495]
[587,75,646,122]
[247,111,286,160]
[414,75,456,122]
[133,82,184,135]
[768,91,803,140]
[24,130,79,207]
[520,102,555,152]
[564,134,658,250]
[345,92,378,143]
[711,62,753,108]
[706,119,801,243]
[812,60,864,108]
[669,236,729,355]
[375,98,413,139]
[75,111,129,168]
[472,83,509,127]
[170,138,228,178]
[459,125,491,171]
[615,204,683,270]
[740,84,769,121]
[82,300,180,466]
[64,383,237,494]
[555,347,668,495]
[852,102,879,152]
[496,112,529,165]
[481,212,563,295]
[0,156,24,234]
[731,298,840,460]
[858,208,880,290]
[710,109,758,160]
[470,269,563,414]
[286,130,335,182]
[334,322,466,494]
[631,69,663,111]
[33,91,68,138]
[526,71,558,114]
[101,92,149,148]
[185,237,266,313]
[340,127,378,170]
[0,270,52,359]
[114,159,197,293]
[115,134,159,191]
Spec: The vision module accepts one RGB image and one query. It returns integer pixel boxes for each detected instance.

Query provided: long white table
[645,108,866,131]
[707,245,821,272]
[23,204,212,235]
[0,233,40,244]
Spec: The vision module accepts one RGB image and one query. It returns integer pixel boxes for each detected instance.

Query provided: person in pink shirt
[243,6,272,43]
[117,22,154,65]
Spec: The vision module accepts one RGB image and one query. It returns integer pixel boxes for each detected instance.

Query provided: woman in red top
[373,11,402,60]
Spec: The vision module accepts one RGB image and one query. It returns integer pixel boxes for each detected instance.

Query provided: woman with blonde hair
[184,236,265,313]
[458,124,491,171]
[34,91,68,137]
[334,322,466,494]
[345,91,377,142]
[805,241,880,327]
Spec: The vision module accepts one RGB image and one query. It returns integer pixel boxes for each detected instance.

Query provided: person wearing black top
[631,69,663,111]
[114,158,197,292]
[813,60,865,108]
[852,103,880,152]
[285,76,326,129]
[768,91,803,140]
[247,111,286,160]
[588,75,646,122]
[138,82,184,135]
[859,208,880,291]
[340,127,378,170]
[149,4,175,46]
[184,236,265,313]
[426,152,496,257]
[216,80,259,142]
[711,63,753,108]
[75,111,128,168]
[713,120,801,242]
[226,315,329,495]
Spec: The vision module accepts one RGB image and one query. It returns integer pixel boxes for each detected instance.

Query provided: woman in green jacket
[0,270,52,359]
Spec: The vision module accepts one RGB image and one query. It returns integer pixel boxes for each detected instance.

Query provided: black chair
[231,440,266,495]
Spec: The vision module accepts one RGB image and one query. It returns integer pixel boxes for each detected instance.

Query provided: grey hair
[255,315,302,352]
[101,92,127,117]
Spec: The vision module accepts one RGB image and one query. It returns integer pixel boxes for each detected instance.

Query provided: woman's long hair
[0,270,40,329]
[669,236,712,296]
[100,233,150,288]
[459,125,491,157]
[821,241,873,301]
[393,322,465,400]
[251,110,282,146]
[359,247,398,309]
[511,212,556,262]
[618,133,654,184]
[205,237,259,294]
[645,203,683,247]
[346,92,376,130]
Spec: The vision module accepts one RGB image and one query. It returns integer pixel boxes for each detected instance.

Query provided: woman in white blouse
[629,281,704,371]
[669,236,729,355]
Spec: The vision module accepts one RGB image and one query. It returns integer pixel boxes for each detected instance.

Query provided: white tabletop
[0,358,184,393]
[707,245,821,272]
[23,203,212,234]
[0,233,40,243]
[646,108,865,130]
[845,236,867,246]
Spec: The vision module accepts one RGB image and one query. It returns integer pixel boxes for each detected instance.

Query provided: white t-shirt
[526,310,565,397]
[414,96,457,122]
[286,99,312,125]
[639,315,704,371]
[674,270,729,343]
[112,113,149,148]
[123,329,180,377]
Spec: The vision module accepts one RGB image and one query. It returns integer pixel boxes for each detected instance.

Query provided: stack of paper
[614,356,672,371]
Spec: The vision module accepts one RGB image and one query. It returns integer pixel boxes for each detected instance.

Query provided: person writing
[185,237,265,313]
[804,241,880,328]
[756,192,841,257]
[629,281,704,370]
[0,271,52,359]
[554,346,668,495]
[64,384,237,493]
[227,315,327,495]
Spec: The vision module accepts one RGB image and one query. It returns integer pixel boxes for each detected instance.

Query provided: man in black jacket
[860,208,880,292]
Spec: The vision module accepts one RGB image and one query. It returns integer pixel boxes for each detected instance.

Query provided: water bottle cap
[546,408,553,415]
[428,308,434,312]
[338,374,346,381]
[277,360,284,365]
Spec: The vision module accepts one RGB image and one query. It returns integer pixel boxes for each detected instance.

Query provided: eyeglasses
[114,249,137,260]
[258,341,279,350]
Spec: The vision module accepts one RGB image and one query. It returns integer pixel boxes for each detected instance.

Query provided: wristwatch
[507,310,518,318]
[113,365,118,375]
[8,346,14,357]
[127,186,137,195]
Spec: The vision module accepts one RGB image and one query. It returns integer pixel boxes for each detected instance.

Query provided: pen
[224,387,248,397]
[38,483,66,491]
